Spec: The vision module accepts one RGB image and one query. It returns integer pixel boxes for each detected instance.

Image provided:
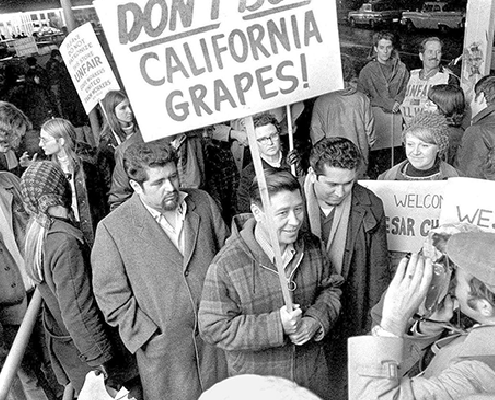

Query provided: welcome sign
[94,0,343,141]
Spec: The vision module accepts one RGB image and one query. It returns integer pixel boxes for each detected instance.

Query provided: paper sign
[359,180,447,252]
[94,0,343,142]
[14,37,38,57]
[60,23,120,114]
[439,177,495,232]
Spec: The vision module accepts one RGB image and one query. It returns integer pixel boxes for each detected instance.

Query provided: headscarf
[21,161,71,282]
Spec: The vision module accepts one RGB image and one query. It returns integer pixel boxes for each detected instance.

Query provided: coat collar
[472,104,495,125]
[128,191,200,270]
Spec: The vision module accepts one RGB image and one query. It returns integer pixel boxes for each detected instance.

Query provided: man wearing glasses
[236,113,291,213]
[302,137,391,400]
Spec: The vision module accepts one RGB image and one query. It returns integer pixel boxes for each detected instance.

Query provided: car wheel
[439,25,449,34]
[349,18,356,27]
[369,19,376,29]
[406,20,415,31]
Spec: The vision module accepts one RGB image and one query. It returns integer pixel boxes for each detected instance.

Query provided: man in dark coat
[456,74,495,178]
[301,137,392,400]
[92,141,229,400]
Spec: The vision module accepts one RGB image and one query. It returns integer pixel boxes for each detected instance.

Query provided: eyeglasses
[257,132,280,145]
[39,137,56,145]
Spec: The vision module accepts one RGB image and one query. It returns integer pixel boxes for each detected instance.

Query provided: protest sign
[439,177,495,232]
[94,0,343,142]
[359,180,447,252]
[60,23,120,114]
[14,37,38,57]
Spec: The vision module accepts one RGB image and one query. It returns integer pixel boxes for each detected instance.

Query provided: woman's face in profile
[114,98,134,126]
[405,131,439,170]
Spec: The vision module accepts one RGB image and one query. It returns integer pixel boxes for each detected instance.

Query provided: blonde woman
[38,118,106,247]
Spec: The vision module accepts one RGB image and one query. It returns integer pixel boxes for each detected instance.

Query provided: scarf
[303,175,351,275]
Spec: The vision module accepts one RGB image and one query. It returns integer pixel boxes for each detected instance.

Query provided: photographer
[348,231,495,399]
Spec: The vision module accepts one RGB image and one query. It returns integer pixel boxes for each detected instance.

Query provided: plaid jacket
[199,218,341,399]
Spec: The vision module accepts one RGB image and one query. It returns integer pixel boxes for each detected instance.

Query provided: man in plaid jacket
[199,170,342,400]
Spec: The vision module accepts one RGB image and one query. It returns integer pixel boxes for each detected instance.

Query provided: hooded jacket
[198,218,341,399]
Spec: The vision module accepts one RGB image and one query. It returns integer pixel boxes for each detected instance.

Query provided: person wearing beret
[348,229,495,399]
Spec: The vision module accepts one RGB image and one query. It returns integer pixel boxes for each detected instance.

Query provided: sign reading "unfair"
[94,0,342,141]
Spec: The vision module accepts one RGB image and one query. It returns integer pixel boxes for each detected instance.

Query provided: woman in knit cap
[20,162,122,396]
[378,113,461,180]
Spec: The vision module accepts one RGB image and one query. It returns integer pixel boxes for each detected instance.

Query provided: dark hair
[427,84,465,126]
[253,113,280,132]
[249,169,300,208]
[124,140,178,185]
[341,53,357,84]
[467,276,495,313]
[100,90,137,142]
[474,74,495,106]
[419,37,443,53]
[373,31,396,48]
[26,57,37,66]
[309,137,361,174]
[50,49,61,58]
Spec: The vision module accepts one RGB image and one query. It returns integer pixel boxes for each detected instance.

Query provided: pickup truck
[400,2,465,32]
[347,2,402,29]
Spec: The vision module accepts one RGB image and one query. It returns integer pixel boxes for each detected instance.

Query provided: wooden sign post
[245,116,293,311]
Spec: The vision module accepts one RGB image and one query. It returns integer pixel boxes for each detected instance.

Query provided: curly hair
[123,140,178,186]
[403,113,450,156]
[309,137,361,174]
[427,84,465,127]
[373,31,396,49]
[253,113,280,132]
[0,101,32,149]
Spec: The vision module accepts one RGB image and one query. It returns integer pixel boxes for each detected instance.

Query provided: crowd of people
[1,29,495,400]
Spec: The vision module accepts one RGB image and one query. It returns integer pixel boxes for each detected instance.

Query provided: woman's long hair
[21,162,72,283]
[427,84,465,127]
[41,118,78,172]
[100,90,137,143]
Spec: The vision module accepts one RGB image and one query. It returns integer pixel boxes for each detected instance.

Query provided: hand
[19,152,37,167]
[381,254,433,337]
[392,101,401,113]
[230,129,248,146]
[280,304,302,335]
[289,317,319,346]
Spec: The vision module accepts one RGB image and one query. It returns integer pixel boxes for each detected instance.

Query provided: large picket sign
[14,37,38,57]
[359,180,447,252]
[439,177,495,232]
[60,23,120,114]
[94,0,343,142]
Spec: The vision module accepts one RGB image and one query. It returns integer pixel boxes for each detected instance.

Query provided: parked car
[347,1,402,29]
[400,2,465,32]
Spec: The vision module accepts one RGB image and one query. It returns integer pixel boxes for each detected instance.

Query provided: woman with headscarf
[21,162,135,396]
[378,113,460,180]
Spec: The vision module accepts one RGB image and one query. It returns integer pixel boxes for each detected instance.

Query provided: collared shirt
[261,152,282,169]
[255,225,296,273]
[141,191,188,255]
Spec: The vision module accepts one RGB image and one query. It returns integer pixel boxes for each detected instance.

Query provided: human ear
[477,299,494,318]
[129,179,142,194]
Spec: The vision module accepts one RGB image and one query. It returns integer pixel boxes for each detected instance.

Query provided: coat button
[184,270,189,277]
[5,266,10,270]
[11,283,16,288]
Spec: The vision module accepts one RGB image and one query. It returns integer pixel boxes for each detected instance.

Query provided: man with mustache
[302,137,391,400]
[92,141,229,400]
[401,37,459,126]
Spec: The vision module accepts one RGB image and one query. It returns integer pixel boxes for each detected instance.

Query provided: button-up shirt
[141,192,188,255]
